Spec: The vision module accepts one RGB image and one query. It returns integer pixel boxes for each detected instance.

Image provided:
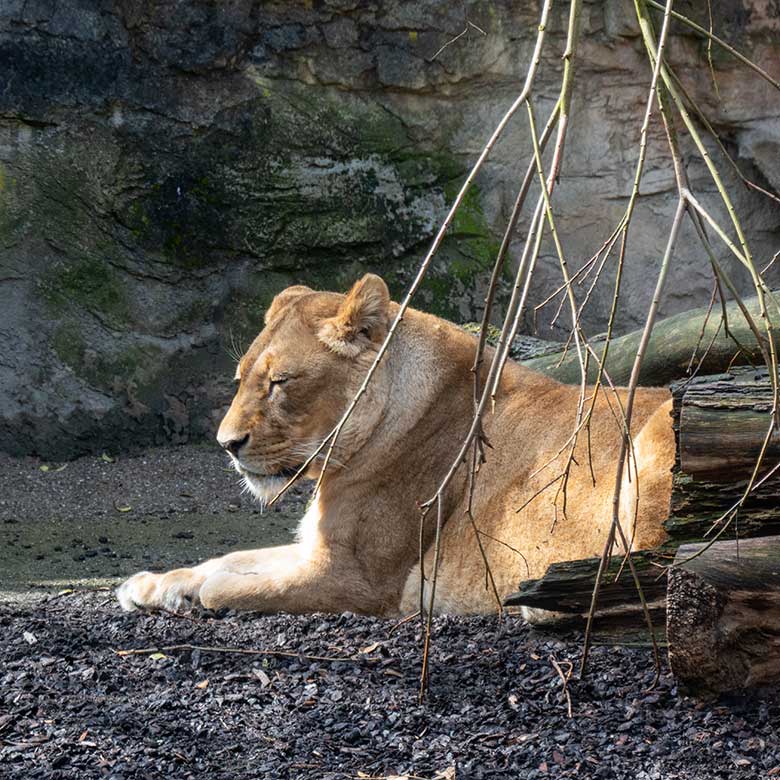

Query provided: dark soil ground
[0,445,305,605]
[2,592,779,780]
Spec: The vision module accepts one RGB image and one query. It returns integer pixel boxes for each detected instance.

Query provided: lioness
[117,274,674,616]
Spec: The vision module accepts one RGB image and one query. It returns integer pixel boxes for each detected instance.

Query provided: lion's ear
[264,285,313,325]
[318,274,390,357]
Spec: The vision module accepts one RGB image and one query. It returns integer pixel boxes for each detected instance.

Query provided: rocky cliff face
[1,0,778,458]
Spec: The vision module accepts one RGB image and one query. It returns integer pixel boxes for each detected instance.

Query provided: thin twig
[429,21,487,62]
[114,644,373,664]
[549,654,574,718]
[389,611,421,634]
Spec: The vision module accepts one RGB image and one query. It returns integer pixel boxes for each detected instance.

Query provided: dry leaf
[78,730,89,742]
[435,768,456,780]
[383,669,403,678]
[359,641,382,654]
[149,652,167,661]
[195,679,209,689]
[57,589,74,597]
[41,463,68,473]
[252,668,271,687]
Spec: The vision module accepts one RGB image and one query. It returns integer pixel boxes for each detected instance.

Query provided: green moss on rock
[53,318,165,395]
[40,257,131,327]
[51,324,86,370]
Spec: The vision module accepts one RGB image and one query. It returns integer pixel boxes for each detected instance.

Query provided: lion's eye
[268,376,290,392]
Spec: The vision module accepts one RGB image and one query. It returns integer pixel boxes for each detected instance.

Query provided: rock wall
[1,0,779,458]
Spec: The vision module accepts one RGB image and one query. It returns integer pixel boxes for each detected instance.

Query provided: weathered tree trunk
[667,536,780,694]
[677,367,780,478]
[523,294,768,386]
[666,367,780,543]
[503,551,669,633]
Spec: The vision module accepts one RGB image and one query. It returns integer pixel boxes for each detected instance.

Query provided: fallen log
[503,551,668,620]
[677,367,780,478]
[667,536,780,694]
[503,551,670,641]
[522,293,769,386]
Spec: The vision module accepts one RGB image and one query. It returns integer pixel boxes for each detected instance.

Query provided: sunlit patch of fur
[295,493,322,555]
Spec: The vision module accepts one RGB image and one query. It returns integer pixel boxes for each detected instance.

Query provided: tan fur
[117,274,675,618]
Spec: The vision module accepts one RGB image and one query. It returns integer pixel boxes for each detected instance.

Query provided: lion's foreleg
[198,549,377,614]
[117,544,379,615]
[116,547,292,612]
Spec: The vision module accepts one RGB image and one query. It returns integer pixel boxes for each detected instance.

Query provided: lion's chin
[240,473,288,507]
[229,457,304,507]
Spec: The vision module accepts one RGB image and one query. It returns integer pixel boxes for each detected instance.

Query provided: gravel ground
[0,445,307,604]
[2,592,779,780]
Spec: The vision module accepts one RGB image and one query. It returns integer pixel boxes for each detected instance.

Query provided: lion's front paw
[116,569,203,612]
[116,571,156,611]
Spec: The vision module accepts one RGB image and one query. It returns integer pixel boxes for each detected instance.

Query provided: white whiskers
[223,435,350,511]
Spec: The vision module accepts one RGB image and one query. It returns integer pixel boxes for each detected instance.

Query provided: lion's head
[217,274,392,502]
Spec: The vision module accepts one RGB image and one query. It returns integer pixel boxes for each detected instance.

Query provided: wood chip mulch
[2,592,779,779]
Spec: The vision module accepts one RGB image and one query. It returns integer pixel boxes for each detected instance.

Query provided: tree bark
[667,536,780,694]
[504,553,666,617]
[677,367,780,477]
[666,366,780,543]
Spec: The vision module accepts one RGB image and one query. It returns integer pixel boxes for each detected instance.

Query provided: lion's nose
[219,433,249,457]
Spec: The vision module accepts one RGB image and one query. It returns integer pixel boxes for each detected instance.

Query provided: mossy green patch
[449,186,502,277]
[253,82,412,158]
[0,162,26,242]
[51,324,86,369]
[53,322,165,395]
[398,180,503,319]
[40,257,131,327]
[122,166,232,270]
